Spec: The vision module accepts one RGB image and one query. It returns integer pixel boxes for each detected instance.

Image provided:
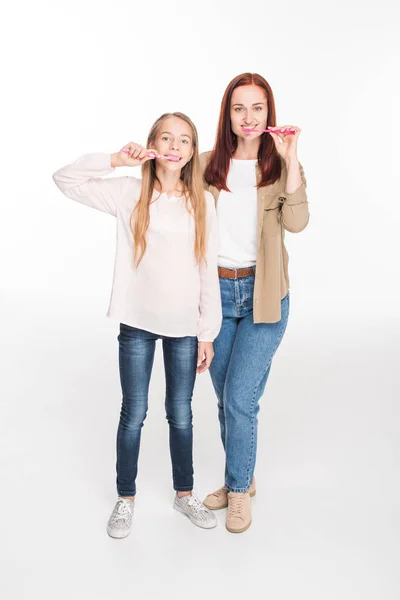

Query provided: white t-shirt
[217,159,258,269]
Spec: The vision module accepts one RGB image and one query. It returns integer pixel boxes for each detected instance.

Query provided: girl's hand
[196,342,214,374]
[111,142,158,168]
[268,126,301,162]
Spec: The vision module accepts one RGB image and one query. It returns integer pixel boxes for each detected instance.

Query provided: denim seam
[234,279,239,316]
[245,385,258,489]
[226,485,249,493]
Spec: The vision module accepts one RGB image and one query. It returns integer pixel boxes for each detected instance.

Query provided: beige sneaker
[226,492,252,533]
[203,477,256,510]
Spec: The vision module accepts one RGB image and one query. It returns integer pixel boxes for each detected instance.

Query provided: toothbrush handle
[270,129,296,135]
[244,128,296,135]
[121,149,173,161]
[121,149,161,158]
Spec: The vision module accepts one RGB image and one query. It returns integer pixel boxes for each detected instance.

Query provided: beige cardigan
[199,152,309,323]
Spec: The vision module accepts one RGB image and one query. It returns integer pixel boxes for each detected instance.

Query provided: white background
[1,0,399,598]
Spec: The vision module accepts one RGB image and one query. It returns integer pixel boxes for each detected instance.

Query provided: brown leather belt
[218,266,255,280]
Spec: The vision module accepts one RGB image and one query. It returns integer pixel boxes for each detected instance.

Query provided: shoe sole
[226,518,252,534]
[107,527,131,539]
[173,504,217,529]
[203,489,256,511]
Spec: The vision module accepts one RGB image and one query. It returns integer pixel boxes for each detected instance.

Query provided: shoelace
[186,493,208,513]
[228,495,244,516]
[111,499,132,522]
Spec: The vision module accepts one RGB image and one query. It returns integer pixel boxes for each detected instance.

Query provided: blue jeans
[116,324,198,496]
[209,274,289,493]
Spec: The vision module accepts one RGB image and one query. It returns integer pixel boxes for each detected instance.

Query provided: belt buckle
[233,268,238,279]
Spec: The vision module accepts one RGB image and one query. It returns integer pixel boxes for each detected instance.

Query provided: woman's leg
[162,335,198,492]
[208,278,238,449]
[116,324,157,497]
[224,293,290,492]
[209,315,238,450]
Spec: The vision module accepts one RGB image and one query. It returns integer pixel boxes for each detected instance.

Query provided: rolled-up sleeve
[197,192,222,342]
[279,163,310,233]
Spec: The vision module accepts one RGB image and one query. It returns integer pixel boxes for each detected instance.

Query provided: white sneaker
[107,498,134,539]
[173,492,217,529]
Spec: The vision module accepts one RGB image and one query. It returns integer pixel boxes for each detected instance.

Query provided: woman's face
[153,116,194,170]
[230,85,268,140]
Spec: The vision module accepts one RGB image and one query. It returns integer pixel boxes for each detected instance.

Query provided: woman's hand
[268,126,301,162]
[111,142,158,168]
[196,341,214,374]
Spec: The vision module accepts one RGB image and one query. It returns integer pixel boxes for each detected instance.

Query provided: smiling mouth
[166,155,182,162]
[242,125,258,131]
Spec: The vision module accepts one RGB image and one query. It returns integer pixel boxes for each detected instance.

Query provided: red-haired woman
[200,73,309,533]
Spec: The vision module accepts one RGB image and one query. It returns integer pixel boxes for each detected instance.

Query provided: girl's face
[153,116,194,170]
[230,85,268,140]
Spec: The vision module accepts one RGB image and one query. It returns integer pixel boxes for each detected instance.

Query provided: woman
[200,73,309,533]
[53,112,222,538]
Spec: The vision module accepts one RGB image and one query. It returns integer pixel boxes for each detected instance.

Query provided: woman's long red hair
[204,73,282,191]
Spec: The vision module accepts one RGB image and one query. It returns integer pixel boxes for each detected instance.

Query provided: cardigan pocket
[262,199,282,237]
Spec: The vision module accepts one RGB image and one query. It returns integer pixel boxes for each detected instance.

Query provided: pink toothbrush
[242,127,296,135]
[122,149,180,162]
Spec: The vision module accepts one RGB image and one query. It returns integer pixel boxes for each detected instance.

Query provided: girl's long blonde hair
[130,112,207,267]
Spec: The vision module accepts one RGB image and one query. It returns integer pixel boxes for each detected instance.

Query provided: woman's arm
[279,161,310,233]
[197,192,222,343]
[285,156,303,194]
[268,126,310,233]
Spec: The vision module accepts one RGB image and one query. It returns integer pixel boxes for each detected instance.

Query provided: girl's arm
[53,143,152,215]
[52,153,132,216]
[197,192,223,343]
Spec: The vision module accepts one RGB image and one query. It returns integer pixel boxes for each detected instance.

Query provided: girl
[200,74,309,533]
[53,112,222,538]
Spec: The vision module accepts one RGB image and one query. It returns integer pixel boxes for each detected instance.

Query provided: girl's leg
[162,335,197,492]
[116,324,157,497]
[224,293,290,492]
